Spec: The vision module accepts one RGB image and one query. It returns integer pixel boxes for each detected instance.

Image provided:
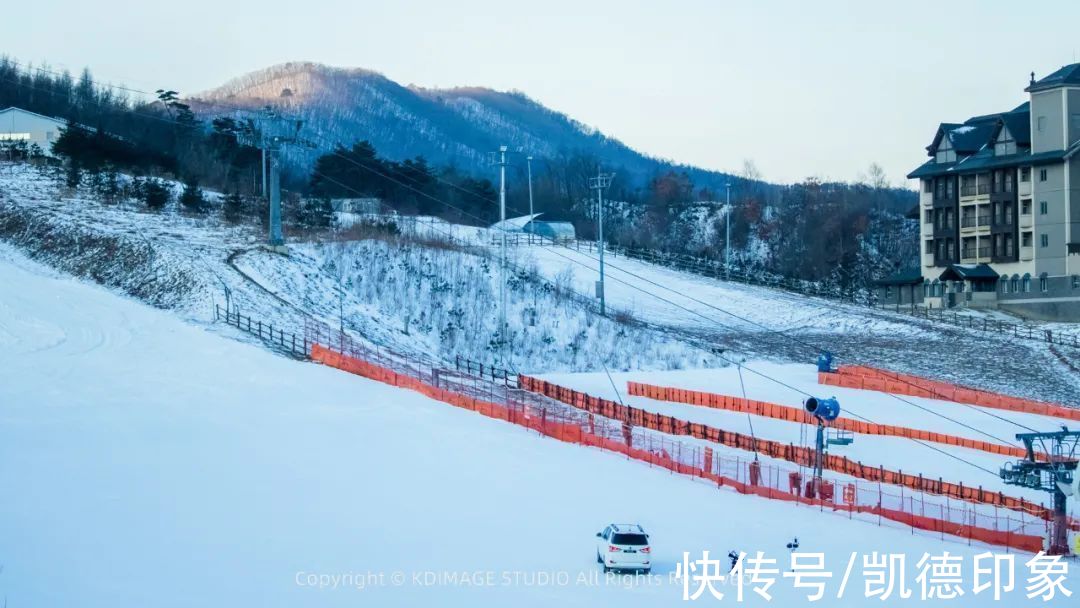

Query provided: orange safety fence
[626,381,1029,459]
[824,365,1080,422]
[519,375,1080,532]
[309,342,1048,552]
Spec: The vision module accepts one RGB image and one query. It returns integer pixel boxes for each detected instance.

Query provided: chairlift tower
[588,172,615,315]
[238,106,303,251]
[1000,429,1080,555]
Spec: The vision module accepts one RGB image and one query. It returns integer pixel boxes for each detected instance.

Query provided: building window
[885,286,892,299]
[0,133,31,141]
[924,210,932,224]
[1037,116,1047,132]
[1041,234,1049,248]
[1022,232,1033,247]
[1004,202,1014,224]
[1072,275,1080,289]
[1005,234,1014,256]
[1011,275,1019,292]
[923,179,932,193]
[1000,278,1009,293]
[1021,167,1031,182]
[1040,201,1048,215]
[1023,274,1031,292]
[1039,169,1048,182]
[1040,273,1048,292]
[924,240,933,255]
[1021,200,1031,215]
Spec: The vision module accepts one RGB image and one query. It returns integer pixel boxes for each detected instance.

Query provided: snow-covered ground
[3,161,1078,401]
[0,163,711,373]
[3,244,1076,607]
[540,365,1079,506]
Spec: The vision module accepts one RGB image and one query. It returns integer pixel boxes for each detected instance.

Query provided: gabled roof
[927,123,963,154]
[938,263,998,282]
[1026,63,1080,93]
[0,106,67,126]
[947,120,996,154]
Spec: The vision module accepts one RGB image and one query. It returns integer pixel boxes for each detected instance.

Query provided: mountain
[192,62,731,187]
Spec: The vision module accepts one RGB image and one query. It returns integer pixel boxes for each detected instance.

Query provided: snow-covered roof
[0,106,67,126]
[489,213,542,232]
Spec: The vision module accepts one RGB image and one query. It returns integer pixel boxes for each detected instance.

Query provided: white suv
[595,524,651,573]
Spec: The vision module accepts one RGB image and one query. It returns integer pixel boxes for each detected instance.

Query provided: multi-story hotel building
[897,64,1080,320]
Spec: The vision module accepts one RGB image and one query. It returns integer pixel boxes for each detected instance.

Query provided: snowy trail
[539,366,1075,505]
[1,245,1074,607]
[517,244,924,337]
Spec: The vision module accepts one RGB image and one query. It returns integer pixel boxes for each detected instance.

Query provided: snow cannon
[804,396,840,422]
[816,351,834,373]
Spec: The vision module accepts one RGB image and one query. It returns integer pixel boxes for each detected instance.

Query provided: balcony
[1020,245,1034,261]
[961,246,991,263]
[1019,181,1032,197]
[1019,213,1033,229]
[922,252,935,267]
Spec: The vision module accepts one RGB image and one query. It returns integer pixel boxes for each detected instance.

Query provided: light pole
[725,182,732,274]
[588,172,615,315]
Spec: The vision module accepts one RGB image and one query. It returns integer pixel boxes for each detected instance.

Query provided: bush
[139,178,171,210]
[223,191,246,223]
[179,177,206,213]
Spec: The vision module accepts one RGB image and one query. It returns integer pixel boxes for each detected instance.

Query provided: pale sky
[6,0,1080,184]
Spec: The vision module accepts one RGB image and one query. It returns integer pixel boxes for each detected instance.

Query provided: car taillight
[641,546,651,553]
[608,545,620,552]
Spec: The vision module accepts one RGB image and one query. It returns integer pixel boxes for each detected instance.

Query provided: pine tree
[65,161,82,189]
[179,176,206,213]
[141,178,170,210]
[307,197,336,229]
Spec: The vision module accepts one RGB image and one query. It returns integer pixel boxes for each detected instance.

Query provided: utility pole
[1000,429,1079,554]
[725,182,732,274]
[526,155,535,219]
[490,145,509,364]
[588,171,615,315]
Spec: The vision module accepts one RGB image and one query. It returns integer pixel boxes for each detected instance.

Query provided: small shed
[873,268,924,308]
[525,220,575,241]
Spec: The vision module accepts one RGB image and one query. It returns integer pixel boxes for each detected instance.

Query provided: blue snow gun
[816,351,834,373]
[804,396,840,422]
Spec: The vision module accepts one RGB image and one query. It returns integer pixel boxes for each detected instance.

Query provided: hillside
[192,62,732,188]
[7,241,1069,607]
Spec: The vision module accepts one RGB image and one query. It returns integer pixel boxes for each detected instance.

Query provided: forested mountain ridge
[193,61,732,189]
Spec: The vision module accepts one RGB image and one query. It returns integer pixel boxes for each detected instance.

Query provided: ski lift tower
[1000,429,1080,555]
[238,106,304,252]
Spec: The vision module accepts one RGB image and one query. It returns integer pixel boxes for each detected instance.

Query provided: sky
[5,0,1080,185]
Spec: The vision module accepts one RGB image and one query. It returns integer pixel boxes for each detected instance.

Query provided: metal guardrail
[454,355,518,388]
[215,305,311,358]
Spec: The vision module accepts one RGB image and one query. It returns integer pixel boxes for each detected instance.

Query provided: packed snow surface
[2,245,1075,607]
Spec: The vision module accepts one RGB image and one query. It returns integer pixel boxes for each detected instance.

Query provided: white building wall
[0,108,67,157]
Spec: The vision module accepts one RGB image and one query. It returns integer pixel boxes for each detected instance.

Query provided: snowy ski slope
[2,246,1075,607]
